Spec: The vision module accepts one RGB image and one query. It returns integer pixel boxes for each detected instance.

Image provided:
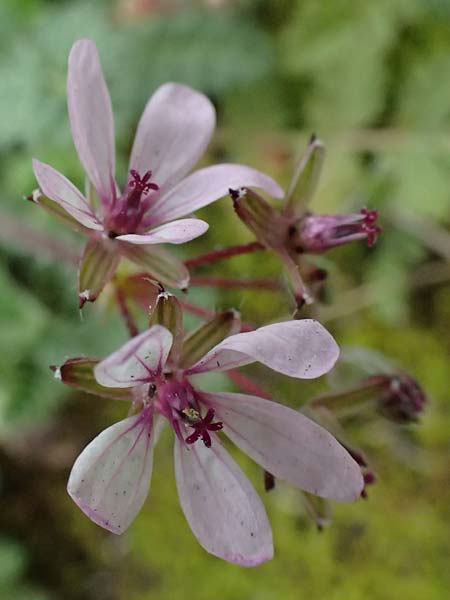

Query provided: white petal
[204,392,364,502]
[130,83,215,192]
[32,159,102,230]
[174,436,273,566]
[116,219,208,245]
[67,39,116,205]
[150,163,284,225]
[187,319,339,379]
[67,410,155,534]
[94,326,173,388]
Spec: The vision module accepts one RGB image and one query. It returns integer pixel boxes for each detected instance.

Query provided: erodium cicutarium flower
[56,315,363,566]
[30,38,283,306]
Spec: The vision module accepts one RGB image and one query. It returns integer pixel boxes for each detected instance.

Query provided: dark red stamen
[129,169,159,194]
[185,408,224,448]
[360,208,382,247]
[361,471,377,499]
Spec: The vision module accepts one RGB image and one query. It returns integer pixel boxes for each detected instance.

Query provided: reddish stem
[190,274,280,291]
[227,369,272,399]
[185,241,264,269]
[115,287,139,338]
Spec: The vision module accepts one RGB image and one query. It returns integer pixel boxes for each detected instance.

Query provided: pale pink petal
[120,243,190,289]
[94,325,173,388]
[78,238,120,307]
[187,320,339,379]
[32,159,102,230]
[174,435,273,566]
[67,410,155,534]
[67,39,116,205]
[129,83,215,192]
[116,219,208,245]
[204,392,364,502]
[150,164,284,225]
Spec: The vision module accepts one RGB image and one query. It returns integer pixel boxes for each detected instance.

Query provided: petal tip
[223,543,274,567]
[68,490,125,535]
[69,37,97,57]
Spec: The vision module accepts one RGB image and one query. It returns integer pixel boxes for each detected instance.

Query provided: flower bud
[377,373,426,424]
[291,208,381,254]
[310,372,426,424]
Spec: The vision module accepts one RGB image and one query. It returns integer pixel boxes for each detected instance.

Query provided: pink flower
[31,39,283,306]
[62,319,363,565]
[230,136,381,305]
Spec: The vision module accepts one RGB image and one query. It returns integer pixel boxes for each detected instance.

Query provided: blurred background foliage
[0,0,449,598]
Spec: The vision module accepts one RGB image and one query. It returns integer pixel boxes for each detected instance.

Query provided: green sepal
[149,291,184,360]
[78,237,120,307]
[301,491,332,531]
[179,309,241,369]
[284,135,325,216]
[28,190,91,234]
[231,187,286,248]
[52,358,133,400]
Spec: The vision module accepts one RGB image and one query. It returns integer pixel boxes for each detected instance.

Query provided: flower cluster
[26,39,425,565]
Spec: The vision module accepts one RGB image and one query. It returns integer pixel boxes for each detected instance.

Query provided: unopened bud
[291,208,381,254]
[310,372,426,424]
[377,373,426,424]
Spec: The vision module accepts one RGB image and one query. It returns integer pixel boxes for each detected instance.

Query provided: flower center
[183,408,224,448]
[126,170,159,210]
[107,169,159,235]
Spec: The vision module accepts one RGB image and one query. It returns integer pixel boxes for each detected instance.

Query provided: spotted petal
[187,320,339,379]
[68,39,116,206]
[117,219,209,245]
[129,83,216,193]
[204,392,364,501]
[150,164,284,225]
[94,325,173,388]
[67,410,155,534]
[174,435,273,566]
[32,159,102,230]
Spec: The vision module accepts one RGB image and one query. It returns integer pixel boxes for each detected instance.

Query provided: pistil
[107,169,159,235]
[184,408,224,448]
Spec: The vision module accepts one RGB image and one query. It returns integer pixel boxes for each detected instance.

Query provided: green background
[0,1,448,598]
